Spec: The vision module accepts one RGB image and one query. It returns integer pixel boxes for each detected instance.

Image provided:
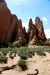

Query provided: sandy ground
[0,52,50,75]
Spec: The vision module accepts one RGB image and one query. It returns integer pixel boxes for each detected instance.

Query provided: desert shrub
[0,53,7,63]
[18,47,35,60]
[18,48,28,59]
[36,50,46,56]
[19,39,27,46]
[18,60,28,71]
[18,51,28,60]
[1,49,8,56]
[14,42,21,48]
[10,41,21,48]
[18,50,29,60]
[0,48,11,56]
[9,52,14,59]
[28,50,35,56]
[8,43,12,47]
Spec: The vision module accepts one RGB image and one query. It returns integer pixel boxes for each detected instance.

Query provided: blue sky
[5,0,50,38]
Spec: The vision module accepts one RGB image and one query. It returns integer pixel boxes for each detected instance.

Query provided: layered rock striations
[0,0,47,46]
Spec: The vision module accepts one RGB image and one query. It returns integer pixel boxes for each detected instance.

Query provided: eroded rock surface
[0,0,47,46]
[35,17,46,42]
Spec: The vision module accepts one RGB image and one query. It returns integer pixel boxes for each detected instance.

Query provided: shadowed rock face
[0,0,47,46]
[0,0,18,43]
[0,0,5,2]
[0,1,12,43]
[0,0,6,6]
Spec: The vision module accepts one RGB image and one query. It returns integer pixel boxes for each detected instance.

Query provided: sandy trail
[0,52,50,75]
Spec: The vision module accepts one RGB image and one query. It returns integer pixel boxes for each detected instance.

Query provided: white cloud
[44,29,50,39]
[42,17,48,24]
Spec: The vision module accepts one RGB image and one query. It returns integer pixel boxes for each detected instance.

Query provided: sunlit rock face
[35,17,46,42]
[15,19,27,41]
[0,0,47,45]
[28,17,47,46]
[28,18,38,44]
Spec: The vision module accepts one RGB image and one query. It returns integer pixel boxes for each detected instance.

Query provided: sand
[0,52,50,75]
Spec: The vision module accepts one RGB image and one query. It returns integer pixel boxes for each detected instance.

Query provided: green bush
[10,41,21,48]
[18,47,35,60]
[9,52,14,59]
[18,60,28,71]
[36,50,46,56]
[18,50,28,60]
[0,53,7,63]
[19,39,27,46]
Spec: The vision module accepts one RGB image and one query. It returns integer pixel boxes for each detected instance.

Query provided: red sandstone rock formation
[28,17,47,46]
[0,0,26,44]
[0,0,47,46]
[5,15,18,43]
[35,17,46,42]
[15,19,26,41]
[28,18,38,42]
[0,1,12,43]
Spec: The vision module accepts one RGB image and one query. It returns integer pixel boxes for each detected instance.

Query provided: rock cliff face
[15,19,26,41]
[0,0,12,43]
[0,0,26,44]
[0,0,47,46]
[35,17,46,42]
[28,17,47,46]
[28,19,38,42]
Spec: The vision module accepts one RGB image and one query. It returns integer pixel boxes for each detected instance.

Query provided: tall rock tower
[35,17,46,42]
[0,0,27,44]
[0,0,18,43]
